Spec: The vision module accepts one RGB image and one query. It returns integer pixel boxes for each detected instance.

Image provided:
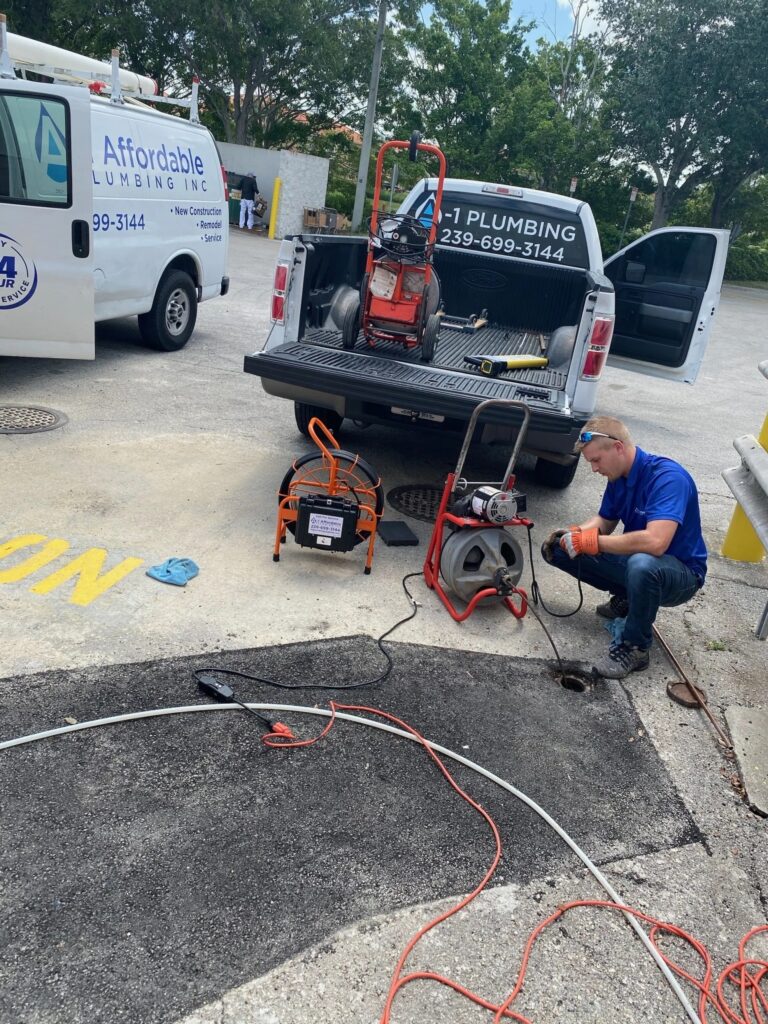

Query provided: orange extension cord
[262,702,768,1024]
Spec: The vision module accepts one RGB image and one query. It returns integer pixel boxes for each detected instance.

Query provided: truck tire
[535,455,580,489]
[342,299,361,350]
[294,403,343,438]
[420,313,441,362]
[139,270,198,351]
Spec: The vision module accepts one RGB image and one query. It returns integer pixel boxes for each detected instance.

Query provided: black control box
[295,495,359,552]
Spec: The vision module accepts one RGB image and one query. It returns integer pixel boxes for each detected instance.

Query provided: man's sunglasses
[578,430,619,443]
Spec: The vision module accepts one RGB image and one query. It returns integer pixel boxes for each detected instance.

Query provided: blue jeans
[549,547,702,650]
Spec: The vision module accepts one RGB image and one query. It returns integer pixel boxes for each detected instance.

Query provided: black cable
[519,597,566,679]
[193,572,423,694]
[524,524,584,618]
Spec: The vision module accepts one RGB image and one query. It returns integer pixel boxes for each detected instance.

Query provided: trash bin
[228,188,242,225]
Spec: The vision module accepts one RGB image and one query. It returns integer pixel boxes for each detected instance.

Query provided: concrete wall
[217,141,328,237]
[276,150,329,238]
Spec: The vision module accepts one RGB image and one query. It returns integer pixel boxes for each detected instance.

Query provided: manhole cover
[387,484,446,522]
[0,405,68,434]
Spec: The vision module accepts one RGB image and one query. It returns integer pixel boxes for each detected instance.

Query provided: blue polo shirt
[598,447,707,582]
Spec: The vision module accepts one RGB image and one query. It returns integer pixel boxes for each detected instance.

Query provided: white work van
[0,24,229,359]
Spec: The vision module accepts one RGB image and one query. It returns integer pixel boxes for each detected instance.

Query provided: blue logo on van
[35,104,68,184]
[0,234,38,309]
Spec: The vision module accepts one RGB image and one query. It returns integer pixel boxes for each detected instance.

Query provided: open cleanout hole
[549,661,595,693]
[560,673,588,693]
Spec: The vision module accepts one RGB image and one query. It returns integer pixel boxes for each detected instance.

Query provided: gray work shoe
[593,642,650,679]
[596,594,629,619]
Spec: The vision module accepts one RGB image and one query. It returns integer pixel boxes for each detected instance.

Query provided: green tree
[48,0,184,95]
[11,0,411,149]
[490,35,609,192]
[180,0,409,146]
[388,0,528,178]
[600,0,768,228]
[674,176,768,243]
[5,0,58,43]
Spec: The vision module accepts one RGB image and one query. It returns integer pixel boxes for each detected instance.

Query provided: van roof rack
[0,14,200,123]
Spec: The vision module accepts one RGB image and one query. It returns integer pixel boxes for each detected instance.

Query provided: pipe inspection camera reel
[424,400,533,621]
[274,418,384,574]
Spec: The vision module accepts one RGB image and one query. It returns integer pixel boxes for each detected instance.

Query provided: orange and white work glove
[559,526,599,559]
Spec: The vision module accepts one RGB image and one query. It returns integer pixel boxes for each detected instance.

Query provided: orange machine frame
[274,418,380,574]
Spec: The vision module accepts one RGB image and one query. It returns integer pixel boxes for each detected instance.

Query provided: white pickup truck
[245,178,728,487]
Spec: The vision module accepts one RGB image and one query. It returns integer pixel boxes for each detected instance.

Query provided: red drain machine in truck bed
[342,133,447,363]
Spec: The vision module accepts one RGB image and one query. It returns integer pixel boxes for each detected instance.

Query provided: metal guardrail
[722,427,768,639]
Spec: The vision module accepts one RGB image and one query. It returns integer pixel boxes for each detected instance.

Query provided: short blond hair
[575,416,632,452]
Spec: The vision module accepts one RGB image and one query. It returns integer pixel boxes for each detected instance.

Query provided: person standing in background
[238,172,258,230]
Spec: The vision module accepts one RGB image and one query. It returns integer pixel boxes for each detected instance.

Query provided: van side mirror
[625,261,646,284]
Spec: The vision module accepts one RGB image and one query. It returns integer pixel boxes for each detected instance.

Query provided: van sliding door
[0,80,94,359]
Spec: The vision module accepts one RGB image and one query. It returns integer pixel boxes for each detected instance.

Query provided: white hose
[0,703,702,1024]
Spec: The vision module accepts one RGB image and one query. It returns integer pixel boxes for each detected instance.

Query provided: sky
[517,0,603,48]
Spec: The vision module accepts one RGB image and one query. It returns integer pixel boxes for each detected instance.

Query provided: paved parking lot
[1,229,766,1023]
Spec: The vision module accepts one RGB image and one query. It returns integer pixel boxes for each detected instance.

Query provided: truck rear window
[404,189,589,269]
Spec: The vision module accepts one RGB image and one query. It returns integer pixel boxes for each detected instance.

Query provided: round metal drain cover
[0,405,68,434]
[387,483,446,522]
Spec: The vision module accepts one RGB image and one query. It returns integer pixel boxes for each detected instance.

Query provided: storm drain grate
[387,484,447,522]
[0,405,68,434]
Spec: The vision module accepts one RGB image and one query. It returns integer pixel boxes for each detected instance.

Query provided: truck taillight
[221,165,229,201]
[271,262,289,323]
[580,315,615,380]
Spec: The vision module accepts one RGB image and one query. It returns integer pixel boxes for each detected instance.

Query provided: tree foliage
[490,35,609,192]
[387,0,528,178]
[5,0,768,254]
[600,0,768,228]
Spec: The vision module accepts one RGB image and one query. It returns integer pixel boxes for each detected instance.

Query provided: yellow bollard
[268,177,281,240]
[721,411,768,563]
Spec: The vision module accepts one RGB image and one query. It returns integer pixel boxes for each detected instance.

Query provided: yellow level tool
[464,354,549,377]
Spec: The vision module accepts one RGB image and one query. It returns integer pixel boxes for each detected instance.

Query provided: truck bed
[302,322,568,390]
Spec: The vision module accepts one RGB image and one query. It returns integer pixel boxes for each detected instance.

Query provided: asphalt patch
[0,638,700,1024]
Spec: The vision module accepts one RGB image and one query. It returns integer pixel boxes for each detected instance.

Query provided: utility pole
[352,0,387,231]
[618,186,639,250]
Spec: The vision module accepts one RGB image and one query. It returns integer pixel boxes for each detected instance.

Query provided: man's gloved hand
[541,529,567,563]
[560,527,600,559]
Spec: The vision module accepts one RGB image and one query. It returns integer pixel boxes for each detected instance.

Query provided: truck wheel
[294,403,343,438]
[139,270,197,351]
[420,313,441,362]
[535,455,579,489]
[342,299,361,350]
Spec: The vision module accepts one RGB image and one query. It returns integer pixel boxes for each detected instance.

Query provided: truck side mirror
[625,261,646,284]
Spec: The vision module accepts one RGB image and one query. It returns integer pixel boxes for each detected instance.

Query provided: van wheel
[535,455,579,489]
[295,403,343,438]
[139,270,197,351]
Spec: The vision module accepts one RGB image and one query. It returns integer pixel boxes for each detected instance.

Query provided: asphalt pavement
[1,228,766,1024]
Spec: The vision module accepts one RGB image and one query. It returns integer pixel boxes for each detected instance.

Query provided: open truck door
[604,227,729,384]
[0,78,94,359]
